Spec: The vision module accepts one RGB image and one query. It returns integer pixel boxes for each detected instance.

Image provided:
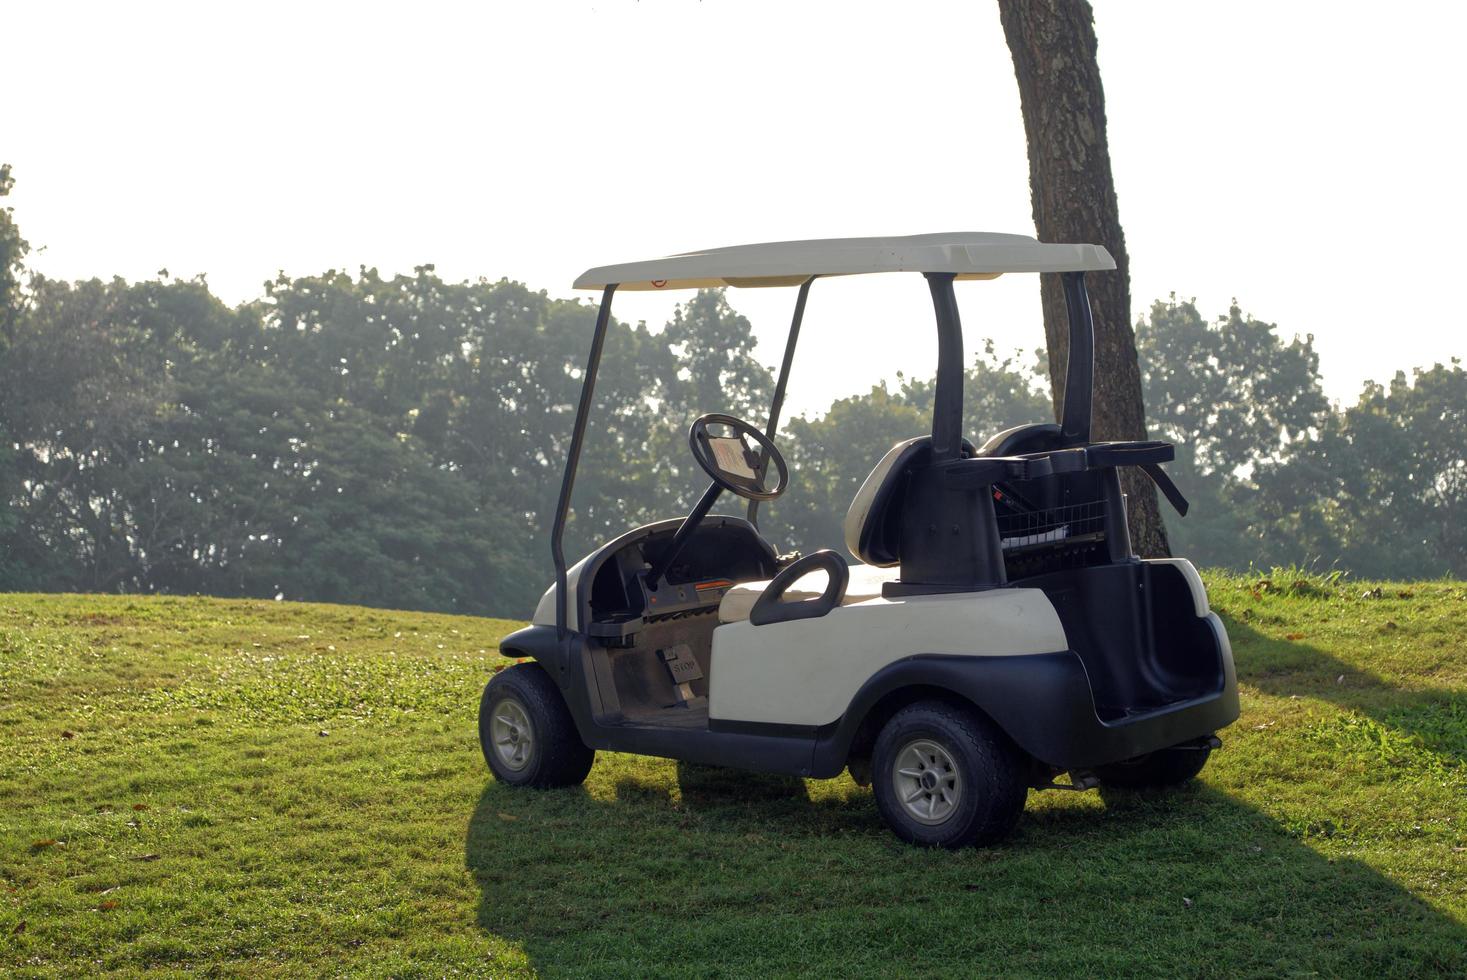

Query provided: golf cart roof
[574,232,1115,291]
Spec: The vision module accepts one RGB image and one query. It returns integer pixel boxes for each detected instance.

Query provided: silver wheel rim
[892,738,962,825]
[490,696,535,772]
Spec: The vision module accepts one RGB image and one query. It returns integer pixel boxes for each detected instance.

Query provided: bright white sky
[8,0,1464,417]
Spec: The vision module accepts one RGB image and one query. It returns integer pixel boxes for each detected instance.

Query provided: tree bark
[997,0,1170,557]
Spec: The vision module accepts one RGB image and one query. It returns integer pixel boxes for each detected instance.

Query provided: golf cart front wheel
[1096,744,1212,789]
[871,700,1027,848]
[479,662,594,788]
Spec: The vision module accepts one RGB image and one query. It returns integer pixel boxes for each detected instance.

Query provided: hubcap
[490,696,535,772]
[892,738,962,825]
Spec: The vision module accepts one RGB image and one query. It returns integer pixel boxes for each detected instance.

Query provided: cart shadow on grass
[465,770,1466,975]
[463,607,1465,973]
[1219,611,1467,771]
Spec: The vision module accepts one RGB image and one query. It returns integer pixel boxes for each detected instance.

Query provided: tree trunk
[997,0,1170,557]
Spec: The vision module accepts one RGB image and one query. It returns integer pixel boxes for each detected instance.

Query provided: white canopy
[573,232,1115,291]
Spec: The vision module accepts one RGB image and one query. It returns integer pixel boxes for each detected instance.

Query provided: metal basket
[996,499,1107,554]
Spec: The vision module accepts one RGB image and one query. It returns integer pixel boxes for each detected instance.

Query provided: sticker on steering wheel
[708,437,758,479]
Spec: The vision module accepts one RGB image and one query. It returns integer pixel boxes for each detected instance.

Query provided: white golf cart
[481,233,1239,847]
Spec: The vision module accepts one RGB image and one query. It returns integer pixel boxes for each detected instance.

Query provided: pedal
[658,644,704,707]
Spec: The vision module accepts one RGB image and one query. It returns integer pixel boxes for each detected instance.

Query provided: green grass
[1,576,1464,977]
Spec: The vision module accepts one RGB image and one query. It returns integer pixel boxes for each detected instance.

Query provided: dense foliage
[1,170,1462,614]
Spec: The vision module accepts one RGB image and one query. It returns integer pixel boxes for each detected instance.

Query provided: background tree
[1297,363,1467,580]
[997,0,1169,556]
[2,172,1464,613]
[1136,297,1329,568]
[0,164,25,582]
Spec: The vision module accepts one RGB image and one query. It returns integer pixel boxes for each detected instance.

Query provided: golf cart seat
[717,562,896,623]
[719,435,968,623]
[844,435,978,566]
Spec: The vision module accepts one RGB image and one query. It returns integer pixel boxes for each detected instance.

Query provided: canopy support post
[925,272,965,462]
[1059,271,1094,445]
[551,284,617,638]
[748,276,816,528]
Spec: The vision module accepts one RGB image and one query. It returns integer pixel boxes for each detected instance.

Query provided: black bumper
[813,614,1239,775]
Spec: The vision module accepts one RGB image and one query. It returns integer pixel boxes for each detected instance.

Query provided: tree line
[2,168,1463,616]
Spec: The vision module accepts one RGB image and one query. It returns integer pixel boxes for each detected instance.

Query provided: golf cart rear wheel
[479,662,594,788]
[1096,744,1211,789]
[871,700,1027,848]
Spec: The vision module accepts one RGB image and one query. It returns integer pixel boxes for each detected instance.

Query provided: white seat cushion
[717,563,898,623]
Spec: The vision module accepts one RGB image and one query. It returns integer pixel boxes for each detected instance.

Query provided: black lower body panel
[810,616,1238,776]
[586,721,816,777]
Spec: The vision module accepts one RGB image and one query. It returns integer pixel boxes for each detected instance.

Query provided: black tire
[1096,745,1211,789]
[478,662,594,788]
[871,699,1028,848]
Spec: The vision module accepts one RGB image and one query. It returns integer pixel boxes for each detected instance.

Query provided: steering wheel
[688,413,789,502]
[645,414,788,585]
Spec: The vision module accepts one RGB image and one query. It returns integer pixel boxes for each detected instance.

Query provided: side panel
[708,588,1066,727]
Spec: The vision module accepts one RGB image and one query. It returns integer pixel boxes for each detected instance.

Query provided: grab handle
[749,550,850,626]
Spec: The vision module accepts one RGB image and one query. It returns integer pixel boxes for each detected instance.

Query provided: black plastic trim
[708,717,830,739]
[808,645,1239,777]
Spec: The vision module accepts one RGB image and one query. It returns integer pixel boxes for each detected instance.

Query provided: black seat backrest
[844,435,975,566]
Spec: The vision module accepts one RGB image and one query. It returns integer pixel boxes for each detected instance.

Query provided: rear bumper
[812,613,1239,775]
[973,612,1239,769]
[1030,612,1239,768]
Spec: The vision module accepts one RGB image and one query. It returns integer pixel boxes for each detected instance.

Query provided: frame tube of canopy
[1059,271,1095,444]
[551,284,617,638]
[925,270,1097,457]
[925,272,966,461]
[747,276,816,528]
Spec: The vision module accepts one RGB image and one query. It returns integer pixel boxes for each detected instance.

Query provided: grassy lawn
[1,576,1464,977]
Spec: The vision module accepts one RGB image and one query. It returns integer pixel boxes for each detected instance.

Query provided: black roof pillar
[925,272,965,462]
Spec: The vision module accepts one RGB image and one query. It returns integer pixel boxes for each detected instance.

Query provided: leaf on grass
[126,818,141,829]
[11,921,25,934]
[1397,590,1414,599]
[1284,633,1305,641]
[497,812,519,822]
[1384,621,1399,630]
[1453,846,1465,853]
[61,730,76,740]
[1252,721,1276,731]
[30,839,60,849]
[129,854,161,862]
[1336,675,1346,685]
[131,803,149,812]
[97,899,119,912]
